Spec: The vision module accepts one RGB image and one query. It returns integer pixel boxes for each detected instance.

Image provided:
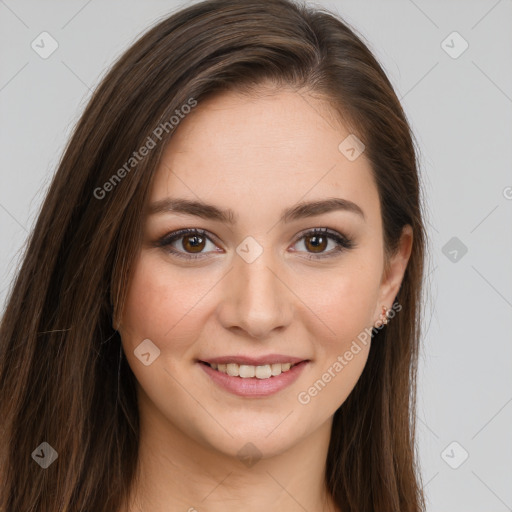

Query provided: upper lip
[200,354,308,366]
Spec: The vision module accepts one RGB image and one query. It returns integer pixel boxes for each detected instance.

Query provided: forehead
[149,88,380,227]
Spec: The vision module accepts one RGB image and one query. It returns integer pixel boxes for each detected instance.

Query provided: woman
[0,0,428,510]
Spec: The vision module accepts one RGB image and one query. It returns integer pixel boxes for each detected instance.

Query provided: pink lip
[198,360,309,397]
[200,354,306,366]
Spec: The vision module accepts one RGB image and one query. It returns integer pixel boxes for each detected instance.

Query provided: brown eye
[181,234,206,253]
[303,233,328,253]
[156,228,219,260]
[292,228,355,260]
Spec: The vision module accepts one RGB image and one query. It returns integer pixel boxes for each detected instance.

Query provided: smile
[204,361,298,379]
[198,360,309,397]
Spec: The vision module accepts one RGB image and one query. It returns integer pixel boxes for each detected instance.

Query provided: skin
[116,86,413,512]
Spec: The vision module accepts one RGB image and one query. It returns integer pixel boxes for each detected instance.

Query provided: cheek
[296,266,378,414]
[119,253,211,355]
[308,257,381,346]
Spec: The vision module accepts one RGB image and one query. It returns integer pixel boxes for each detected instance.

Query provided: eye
[155,228,221,260]
[291,228,355,260]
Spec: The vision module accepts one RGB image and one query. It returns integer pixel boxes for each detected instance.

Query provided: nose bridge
[220,241,293,338]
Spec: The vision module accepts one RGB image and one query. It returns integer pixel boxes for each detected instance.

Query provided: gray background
[1,1,511,510]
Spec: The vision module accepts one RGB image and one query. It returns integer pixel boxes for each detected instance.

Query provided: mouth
[199,361,302,379]
[197,358,310,397]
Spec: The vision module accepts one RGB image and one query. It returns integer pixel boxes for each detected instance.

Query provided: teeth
[239,365,255,378]
[226,363,238,377]
[208,362,297,379]
[271,363,281,376]
[255,365,271,379]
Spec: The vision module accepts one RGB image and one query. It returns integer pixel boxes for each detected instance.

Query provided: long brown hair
[0,1,427,510]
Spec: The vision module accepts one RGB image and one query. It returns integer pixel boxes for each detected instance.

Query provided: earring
[376,305,388,327]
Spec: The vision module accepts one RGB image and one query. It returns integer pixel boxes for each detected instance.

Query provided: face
[117,87,412,459]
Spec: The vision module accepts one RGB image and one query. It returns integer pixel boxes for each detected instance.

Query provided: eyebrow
[147,197,365,223]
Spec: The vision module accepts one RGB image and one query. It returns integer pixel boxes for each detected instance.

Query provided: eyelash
[155,227,355,261]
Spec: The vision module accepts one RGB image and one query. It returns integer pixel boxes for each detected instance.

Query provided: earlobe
[373,305,389,328]
[112,312,120,332]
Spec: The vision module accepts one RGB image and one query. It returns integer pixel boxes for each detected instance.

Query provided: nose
[217,247,294,340]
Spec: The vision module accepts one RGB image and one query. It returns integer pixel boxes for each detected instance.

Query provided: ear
[373,224,413,324]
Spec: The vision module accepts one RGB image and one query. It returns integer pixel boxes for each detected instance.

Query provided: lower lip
[198,361,309,397]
